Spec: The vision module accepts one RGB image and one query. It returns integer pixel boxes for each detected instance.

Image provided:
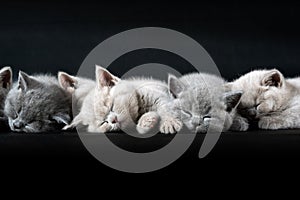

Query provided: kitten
[67,65,182,134]
[227,69,300,130]
[0,66,13,129]
[4,71,72,132]
[167,73,243,133]
[58,71,95,115]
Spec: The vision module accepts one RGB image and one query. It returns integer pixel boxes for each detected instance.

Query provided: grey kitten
[227,69,300,130]
[168,73,243,133]
[0,66,13,129]
[4,71,72,133]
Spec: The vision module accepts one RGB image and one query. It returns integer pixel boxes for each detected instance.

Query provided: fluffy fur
[168,73,243,133]
[58,71,95,116]
[0,66,13,129]
[4,71,72,132]
[66,65,182,134]
[227,69,300,130]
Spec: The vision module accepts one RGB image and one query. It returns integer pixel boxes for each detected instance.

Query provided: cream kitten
[67,65,182,134]
[227,69,300,130]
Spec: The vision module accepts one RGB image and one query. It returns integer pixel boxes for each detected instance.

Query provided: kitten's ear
[0,66,12,89]
[95,65,120,88]
[262,69,284,87]
[223,91,243,112]
[58,72,78,93]
[52,113,71,125]
[18,71,39,91]
[168,74,185,98]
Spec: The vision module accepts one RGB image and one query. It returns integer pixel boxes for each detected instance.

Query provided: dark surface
[1,1,300,186]
[2,129,300,159]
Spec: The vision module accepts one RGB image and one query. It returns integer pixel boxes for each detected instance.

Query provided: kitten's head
[93,65,124,131]
[0,66,12,128]
[226,69,285,118]
[4,71,72,132]
[168,74,242,133]
[58,71,95,114]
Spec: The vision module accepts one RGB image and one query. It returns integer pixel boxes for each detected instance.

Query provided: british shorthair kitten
[227,69,300,130]
[167,73,243,133]
[4,71,72,132]
[0,66,13,129]
[66,65,182,134]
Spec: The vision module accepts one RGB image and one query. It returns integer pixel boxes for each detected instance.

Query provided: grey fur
[4,71,72,133]
[168,73,243,133]
[0,66,13,129]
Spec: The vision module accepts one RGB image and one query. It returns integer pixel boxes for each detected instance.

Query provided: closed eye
[13,107,22,119]
[203,116,211,121]
[181,110,192,117]
[110,102,114,112]
[254,103,261,109]
[17,107,21,114]
[12,110,18,119]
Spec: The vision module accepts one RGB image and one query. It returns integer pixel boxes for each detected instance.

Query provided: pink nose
[111,117,118,124]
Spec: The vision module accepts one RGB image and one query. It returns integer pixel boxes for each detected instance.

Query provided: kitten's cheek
[182,120,194,131]
[257,101,274,114]
[8,118,14,130]
[203,118,211,124]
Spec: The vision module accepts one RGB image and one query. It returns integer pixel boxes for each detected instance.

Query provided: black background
[1,1,300,79]
[1,0,300,191]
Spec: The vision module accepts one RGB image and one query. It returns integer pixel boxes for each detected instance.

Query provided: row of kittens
[0,65,299,133]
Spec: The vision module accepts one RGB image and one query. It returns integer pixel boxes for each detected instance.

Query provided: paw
[230,116,249,132]
[137,112,159,134]
[98,122,113,133]
[160,117,183,134]
[258,116,285,130]
[62,124,73,130]
[63,115,82,130]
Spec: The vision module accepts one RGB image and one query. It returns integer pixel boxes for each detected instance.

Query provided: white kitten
[227,69,300,130]
[67,65,182,134]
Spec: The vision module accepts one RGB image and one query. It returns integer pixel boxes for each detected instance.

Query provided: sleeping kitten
[67,65,182,134]
[4,71,72,132]
[227,69,300,130]
[168,73,243,133]
[58,71,95,115]
[0,66,12,129]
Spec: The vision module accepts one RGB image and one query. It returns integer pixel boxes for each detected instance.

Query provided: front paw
[230,116,249,132]
[97,122,113,133]
[258,116,285,130]
[137,112,159,134]
[160,117,183,134]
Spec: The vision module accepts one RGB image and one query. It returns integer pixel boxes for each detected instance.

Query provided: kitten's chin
[195,126,208,134]
[11,127,32,133]
[11,128,23,133]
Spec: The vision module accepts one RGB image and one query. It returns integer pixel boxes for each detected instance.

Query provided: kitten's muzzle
[13,120,25,130]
